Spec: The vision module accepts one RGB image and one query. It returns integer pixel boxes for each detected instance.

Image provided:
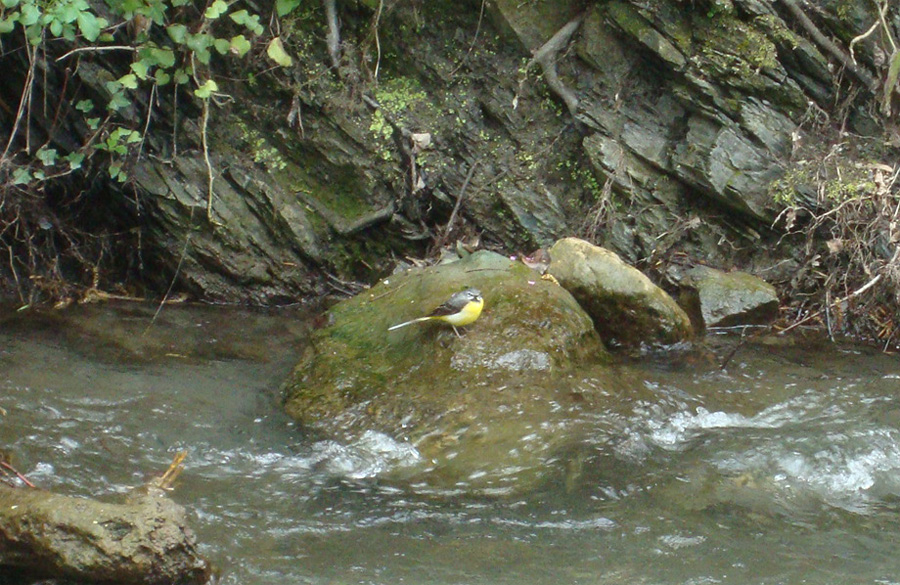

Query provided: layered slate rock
[547,237,693,349]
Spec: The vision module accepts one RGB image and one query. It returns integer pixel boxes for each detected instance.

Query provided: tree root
[324,0,341,70]
[523,14,586,117]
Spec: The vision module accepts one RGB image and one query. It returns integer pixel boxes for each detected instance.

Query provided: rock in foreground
[0,485,210,585]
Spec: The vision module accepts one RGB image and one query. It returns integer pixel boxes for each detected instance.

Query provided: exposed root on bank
[516,13,586,117]
[323,0,342,70]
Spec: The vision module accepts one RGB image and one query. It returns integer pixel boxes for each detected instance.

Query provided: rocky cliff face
[2,0,896,304]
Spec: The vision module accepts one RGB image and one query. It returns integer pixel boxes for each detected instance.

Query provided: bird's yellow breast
[434,297,484,326]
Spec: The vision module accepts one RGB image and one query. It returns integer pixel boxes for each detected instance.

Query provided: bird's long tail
[388,316,433,331]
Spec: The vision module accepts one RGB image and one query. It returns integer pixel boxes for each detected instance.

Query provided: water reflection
[2,304,900,584]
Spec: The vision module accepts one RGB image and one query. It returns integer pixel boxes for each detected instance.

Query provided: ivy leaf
[109,162,127,182]
[266,37,292,67]
[131,60,149,79]
[229,9,262,35]
[107,91,130,111]
[36,147,58,166]
[194,79,218,99]
[0,18,14,34]
[229,34,251,57]
[75,99,93,112]
[19,4,40,26]
[148,47,176,68]
[76,11,101,41]
[166,23,187,44]
[276,0,301,17]
[229,9,249,25]
[214,37,230,55]
[1,0,20,9]
[12,167,32,185]
[58,2,79,24]
[154,69,171,85]
[65,152,85,170]
[118,73,139,89]
[187,32,213,64]
[49,18,63,37]
[204,0,228,19]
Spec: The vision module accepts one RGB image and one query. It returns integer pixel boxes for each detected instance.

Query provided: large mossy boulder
[281,250,611,492]
[547,237,693,349]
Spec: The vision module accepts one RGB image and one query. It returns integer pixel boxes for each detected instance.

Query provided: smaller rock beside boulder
[547,237,693,349]
[669,264,779,330]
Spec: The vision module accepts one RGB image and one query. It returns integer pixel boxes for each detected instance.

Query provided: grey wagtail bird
[388,288,484,337]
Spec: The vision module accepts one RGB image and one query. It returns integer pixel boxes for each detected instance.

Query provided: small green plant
[0,0,307,303]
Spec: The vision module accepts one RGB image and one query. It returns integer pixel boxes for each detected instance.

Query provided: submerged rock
[670,265,779,330]
[547,237,693,349]
[281,250,611,492]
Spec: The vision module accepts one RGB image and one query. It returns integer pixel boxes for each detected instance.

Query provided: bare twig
[1,461,36,488]
[144,212,193,334]
[55,45,138,62]
[2,43,37,162]
[434,161,479,250]
[448,0,487,78]
[199,99,220,225]
[361,94,418,196]
[779,273,883,334]
[371,0,384,81]
[848,2,886,63]
[154,451,187,490]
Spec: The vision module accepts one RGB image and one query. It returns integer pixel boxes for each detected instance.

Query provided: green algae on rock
[670,264,779,330]
[281,250,610,492]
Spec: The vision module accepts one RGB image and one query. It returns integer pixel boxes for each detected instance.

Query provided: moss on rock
[281,250,610,492]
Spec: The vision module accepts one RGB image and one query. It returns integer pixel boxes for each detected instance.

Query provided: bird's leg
[452,325,461,338]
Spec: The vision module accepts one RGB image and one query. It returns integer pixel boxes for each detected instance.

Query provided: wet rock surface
[0,485,210,585]
[281,250,613,491]
[670,264,780,330]
[547,237,693,349]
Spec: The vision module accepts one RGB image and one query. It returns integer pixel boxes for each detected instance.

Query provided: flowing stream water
[3,303,900,584]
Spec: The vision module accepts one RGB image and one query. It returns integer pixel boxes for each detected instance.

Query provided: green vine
[0,0,296,186]
[0,0,302,303]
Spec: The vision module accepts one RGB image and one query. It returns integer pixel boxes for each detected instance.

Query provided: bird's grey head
[466,288,482,301]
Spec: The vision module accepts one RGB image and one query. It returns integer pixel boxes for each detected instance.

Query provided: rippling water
[3,304,900,584]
